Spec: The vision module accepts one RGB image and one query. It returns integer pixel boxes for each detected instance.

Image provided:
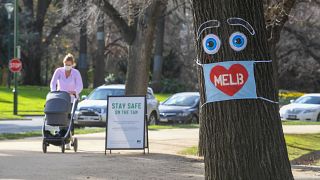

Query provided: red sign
[9,58,22,73]
[210,64,248,96]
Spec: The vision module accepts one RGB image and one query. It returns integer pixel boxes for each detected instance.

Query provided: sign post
[12,0,19,115]
[9,57,21,115]
[105,96,149,154]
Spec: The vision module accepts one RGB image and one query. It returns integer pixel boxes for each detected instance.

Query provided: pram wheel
[42,140,47,153]
[73,138,78,152]
[61,141,65,153]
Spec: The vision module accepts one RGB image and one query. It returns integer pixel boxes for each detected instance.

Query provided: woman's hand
[69,91,76,96]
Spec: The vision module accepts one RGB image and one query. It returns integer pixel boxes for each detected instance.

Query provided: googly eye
[229,32,247,51]
[202,34,221,54]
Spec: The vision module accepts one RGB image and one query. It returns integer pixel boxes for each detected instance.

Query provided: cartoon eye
[202,34,221,54]
[229,32,247,51]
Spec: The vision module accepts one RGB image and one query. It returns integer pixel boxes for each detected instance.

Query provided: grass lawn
[282,120,320,125]
[179,134,320,165]
[0,86,49,118]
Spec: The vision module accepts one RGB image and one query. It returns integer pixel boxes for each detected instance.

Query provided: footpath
[0,128,319,179]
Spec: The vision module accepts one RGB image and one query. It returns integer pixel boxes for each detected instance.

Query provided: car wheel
[148,112,158,125]
[317,114,320,122]
[191,115,199,124]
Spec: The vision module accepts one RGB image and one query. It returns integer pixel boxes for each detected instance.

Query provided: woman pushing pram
[42,53,83,153]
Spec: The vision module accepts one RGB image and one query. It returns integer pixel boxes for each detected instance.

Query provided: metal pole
[13,0,18,115]
[7,17,11,89]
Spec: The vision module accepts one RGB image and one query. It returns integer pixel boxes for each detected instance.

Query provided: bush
[160,78,186,93]
[279,90,304,106]
[104,73,125,85]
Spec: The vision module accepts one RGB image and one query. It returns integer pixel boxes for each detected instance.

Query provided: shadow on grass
[291,150,320,165]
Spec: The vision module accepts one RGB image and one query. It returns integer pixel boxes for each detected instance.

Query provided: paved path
[1,116,320,134]
[283,125,320,134]
[0,129,319,179]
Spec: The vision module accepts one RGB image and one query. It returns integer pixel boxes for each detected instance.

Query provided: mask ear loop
[195,59,279,106]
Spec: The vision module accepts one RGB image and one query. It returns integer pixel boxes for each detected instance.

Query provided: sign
[105,96,148,153]
[9,58,22,73]
[203,61,257,103]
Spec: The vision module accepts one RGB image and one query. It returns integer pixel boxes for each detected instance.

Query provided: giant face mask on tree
[196,17,277,105]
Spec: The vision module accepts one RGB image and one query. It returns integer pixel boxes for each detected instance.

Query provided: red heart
[210,64,249,96]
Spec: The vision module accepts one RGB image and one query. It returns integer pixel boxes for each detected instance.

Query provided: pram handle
[64,98,78,139]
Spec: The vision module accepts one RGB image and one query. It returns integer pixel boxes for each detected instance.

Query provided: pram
[42,91,78,153]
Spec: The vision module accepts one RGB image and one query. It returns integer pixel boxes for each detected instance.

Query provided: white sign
[106,96,146,149]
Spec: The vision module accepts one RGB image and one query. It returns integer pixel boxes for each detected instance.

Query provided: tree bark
[151,6,167,93]
[93,13,106,88]
[125,0,166,95]
[192,0,293,179]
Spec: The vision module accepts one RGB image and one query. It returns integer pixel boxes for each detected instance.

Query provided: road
[0,116,44,133]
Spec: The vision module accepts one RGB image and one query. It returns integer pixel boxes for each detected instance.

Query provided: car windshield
[294,96,320,104]
[163,94,199,106]
[87,89,125,100]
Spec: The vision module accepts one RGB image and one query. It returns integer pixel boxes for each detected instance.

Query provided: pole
[13,0,18,115]
[7,16,11,89]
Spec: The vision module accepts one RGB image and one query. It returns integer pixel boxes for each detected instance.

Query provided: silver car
[74,84,160,127]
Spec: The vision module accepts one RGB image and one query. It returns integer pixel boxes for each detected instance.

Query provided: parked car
[74,84,160,127]
[159,92,200,124]
[279,93,320,121]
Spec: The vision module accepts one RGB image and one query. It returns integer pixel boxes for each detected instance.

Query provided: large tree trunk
[23,38,43,85]
[78,2,88,88]
[151,6,167,93]
[93,13,106,88]
[125,0,165,95]
[192,0,293,179]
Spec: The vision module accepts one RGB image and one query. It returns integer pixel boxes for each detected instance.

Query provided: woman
[50,53,83,101]
[50,53,83,149]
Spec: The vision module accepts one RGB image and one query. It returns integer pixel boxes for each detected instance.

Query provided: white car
[74,84,160,127]
[279,94,320,121]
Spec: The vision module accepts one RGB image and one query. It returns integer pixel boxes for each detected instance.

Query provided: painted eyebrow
[197,20,220,41]
[227,17,255,35]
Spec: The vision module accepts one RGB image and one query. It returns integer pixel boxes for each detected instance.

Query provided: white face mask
[64,65,72,71]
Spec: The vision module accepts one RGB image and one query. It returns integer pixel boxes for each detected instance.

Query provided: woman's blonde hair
[63,53,75,65]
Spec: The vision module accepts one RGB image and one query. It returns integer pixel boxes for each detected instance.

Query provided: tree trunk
[78,6,88,88]
[22,38,43,85]
[93,13,106,88]
[192,0,293,179]
[125,0,165,95]
[151,6,167,93]
[1,67,8,86]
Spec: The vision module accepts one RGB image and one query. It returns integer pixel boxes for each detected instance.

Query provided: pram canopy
[45,91,71,126]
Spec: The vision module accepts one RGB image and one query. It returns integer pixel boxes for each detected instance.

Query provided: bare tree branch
[265,0,297,44]
[43,13,74,47]
[283,26,320,64]
[35,0,52,34]
[93,0,136,44]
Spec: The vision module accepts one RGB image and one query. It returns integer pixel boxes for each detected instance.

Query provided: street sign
[9,58,22,73]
